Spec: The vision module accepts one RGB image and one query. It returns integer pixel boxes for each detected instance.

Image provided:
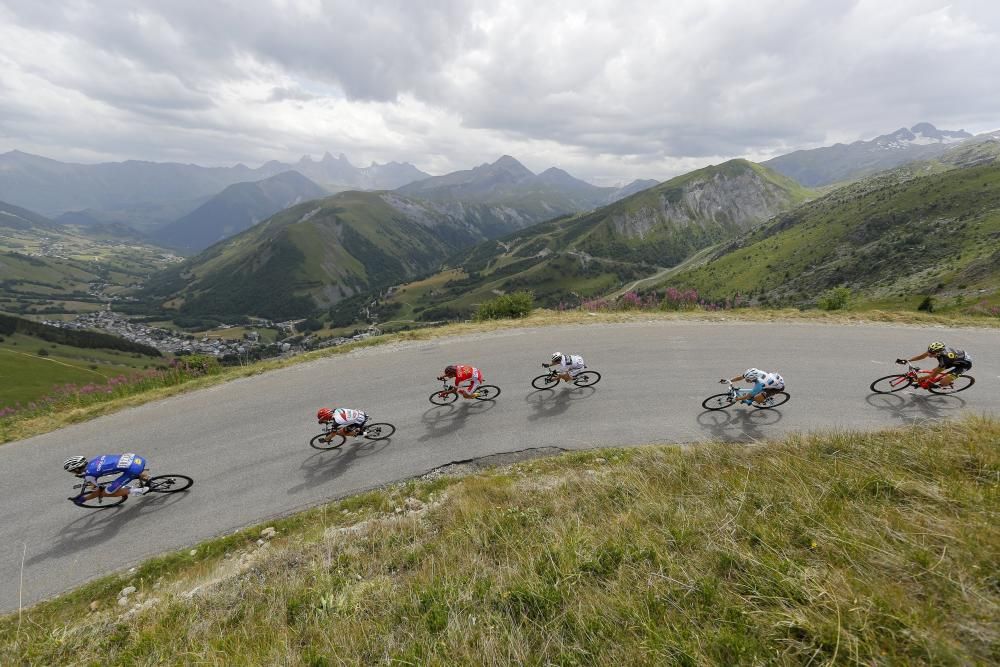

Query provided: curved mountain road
[2,320,998,612]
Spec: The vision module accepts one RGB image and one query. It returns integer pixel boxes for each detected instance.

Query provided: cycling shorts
[104,458,146,493]
[944,360,972,377]
[458,375,482,393]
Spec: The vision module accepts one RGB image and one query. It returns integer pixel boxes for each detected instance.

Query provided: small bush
[36,348,49,357]
[917,295,935,312]
[817,287,851,311]
[298,318,323,332]
[475,291,534,321]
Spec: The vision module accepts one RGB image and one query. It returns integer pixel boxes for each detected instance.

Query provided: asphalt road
[2,321,998,612]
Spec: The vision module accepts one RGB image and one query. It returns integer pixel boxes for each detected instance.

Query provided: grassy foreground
[3,417,997,665]
[3,307,998,444]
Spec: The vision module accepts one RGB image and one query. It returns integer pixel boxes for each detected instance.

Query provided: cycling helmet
[64,456,87,473]
[551,352,563,362]
[444,365,457,376]
[317,407,333,423]
[742,368,762,382]
[927,341,945,354]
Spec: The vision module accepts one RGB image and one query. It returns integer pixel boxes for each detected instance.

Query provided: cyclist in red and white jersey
[316,407,369,438]
[438,364,483,399]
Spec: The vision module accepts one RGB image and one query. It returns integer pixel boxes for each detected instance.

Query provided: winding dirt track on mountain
[2,320,998,611]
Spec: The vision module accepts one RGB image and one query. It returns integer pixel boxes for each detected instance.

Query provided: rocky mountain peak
[491,155,534,178]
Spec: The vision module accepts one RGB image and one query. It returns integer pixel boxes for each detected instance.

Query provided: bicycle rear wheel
[310,432,346,450]
[362,422,396,440]
[145,474,194,493]
[870,374,912,394]
[429,390,458,405]
[753,391,789,409]
[573,371,601,387]
[475,385,501,400]
[531,373,559,390]
[701,393,736,411]
[928,375,975,394]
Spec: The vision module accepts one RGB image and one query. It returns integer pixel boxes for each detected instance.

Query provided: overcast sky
[1,0,998,185]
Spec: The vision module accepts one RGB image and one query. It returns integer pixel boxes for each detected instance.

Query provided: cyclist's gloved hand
[542,363,549,368]
[719,378,728,384]
[895,358,907,365]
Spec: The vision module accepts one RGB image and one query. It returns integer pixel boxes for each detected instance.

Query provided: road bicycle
[701,380,790,411]
[530,366,602,390]
[870,361,975,395]
[428,380,501,405]
[69,474,194,509]
[309,420,397,450]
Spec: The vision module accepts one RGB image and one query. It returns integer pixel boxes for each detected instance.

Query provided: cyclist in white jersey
[720,368,785,405]
[543,352,586,383]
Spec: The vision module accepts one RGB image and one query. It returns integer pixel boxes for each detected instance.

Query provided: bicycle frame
[895,363,945,390]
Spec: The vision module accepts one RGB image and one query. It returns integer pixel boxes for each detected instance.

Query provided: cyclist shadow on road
[865,392,966,425]
[291,437,392,493]
[695,408,784,442]
[525,385,597,422]
[419,400,496,442]
[25,491,188,569]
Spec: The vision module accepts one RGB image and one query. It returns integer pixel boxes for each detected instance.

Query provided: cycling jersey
[82,453,146,493]
[553,354,586,377]
[332,408,367,428]
[452,365,483,391]
[935,348,972,370]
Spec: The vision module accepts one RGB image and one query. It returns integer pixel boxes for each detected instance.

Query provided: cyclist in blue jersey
[64,453,151,505]
[720,368,785,405]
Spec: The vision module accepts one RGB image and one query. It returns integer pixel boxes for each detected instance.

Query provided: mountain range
[143,158,809,322]
[375,159,812,320]
[0,150,430,224]
[140,188,575,321]
[762,122,973,187]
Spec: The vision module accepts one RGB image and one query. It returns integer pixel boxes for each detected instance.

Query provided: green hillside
[0,200,182,317]
[144,191,465,321]
[380,160,812,319]
[0,314,162,409]
[659,157,1000,310]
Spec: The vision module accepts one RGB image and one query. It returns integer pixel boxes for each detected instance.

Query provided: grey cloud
[267,86,318,103]
[0,0,998,181]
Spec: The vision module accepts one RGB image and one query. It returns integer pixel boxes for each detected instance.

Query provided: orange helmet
[317,407,333,423]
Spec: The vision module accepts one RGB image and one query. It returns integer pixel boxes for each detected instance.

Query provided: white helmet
[551,352,563,362]
[64,456,87,473]
[742,368,762,382]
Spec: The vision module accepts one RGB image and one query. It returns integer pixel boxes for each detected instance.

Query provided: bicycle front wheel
[928,375,975,394]
[145,474,194,493]
[573,371,601,387]
[362,422,396,440]
[870,374,912,394]
[475,385,501,400]
[701,393,735,411]
[75,494,126,509]
[531,373,559,390]
[753,391,789,409]
[310,432,346,450]
[429,390,458,405]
